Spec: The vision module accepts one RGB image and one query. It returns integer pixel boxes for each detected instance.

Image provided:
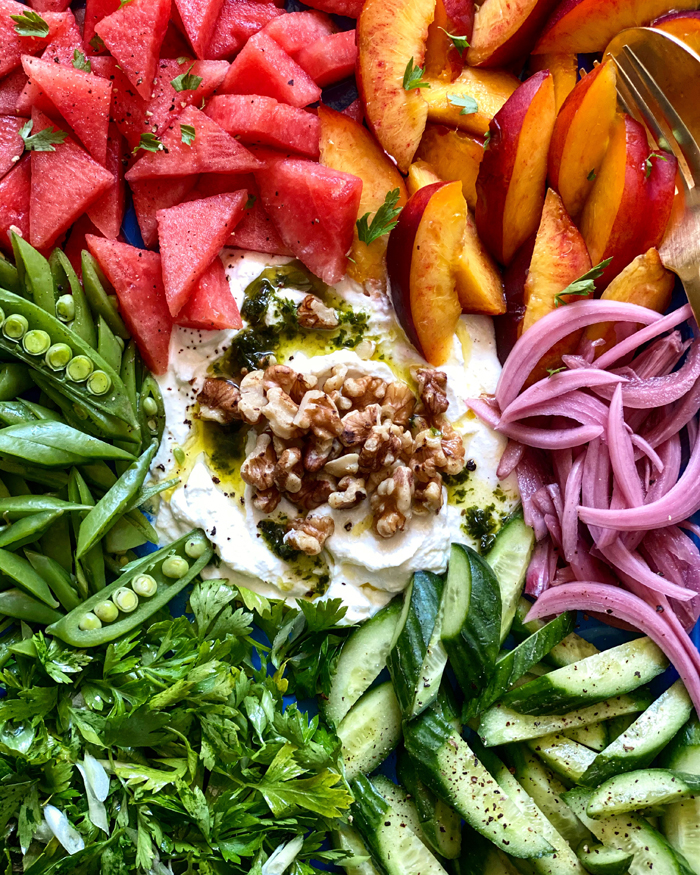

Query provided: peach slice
[584,248,675,354]
[548,61,617,220]
[475,70,556,266]
[356,0,436,172]
[653,11,700,53]
[534,0,700,54]
[415,124,484,209]
[407,159,443,195]
[529,52,578,111]
[318,105,408,291]
[579,113,649,286]
[387,181,465,365]
[423,66,520,137]
[456,209,506,315]
[638,147,678,254]
[425,0,474,80]
[467,0,560,67]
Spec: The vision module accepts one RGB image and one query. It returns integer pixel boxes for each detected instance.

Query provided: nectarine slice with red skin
[529,52,577,111]
[423,66,520,138]
[456,209,506,315]
[387,181,464,366]
[475,70,556,267]
[467,0,560,68]
[534,0,700,54]
[548,60,618,220]
[415,125,484,210]
[425,0,474,81]
[356,0,436,173]
[653,10,700,53]
[638,148,678,254]
[407,160,443,195]
[318,105,407,291]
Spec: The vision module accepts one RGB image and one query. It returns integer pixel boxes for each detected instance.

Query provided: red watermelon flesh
[159,21,193,58]
[29,108,114,250]
[94,0,170,101]
[157,190,247,316]
[22,56,111,164]
[64,213,101,277]
[296,30,357,87]
[41,11,84,64]
[177,256,242,331]
[0,1,69,77]
[256,158,362,283]
[125,106,261,182]
[87,123,124,238]
[86,234,172,374]
[230,192,293,255]
[207,0,283,60]
[263,10,335,56]
[205,95,320,158]
[0,153,30,256]
[27,0,72,12]
[174,0,224,59]
[131,175,199,248]
[0,69,28,115]
[194,171,256,198]
[84,0,120,53]
[0,116,25,180]
[301,0,363,17]
[221,31,321,108]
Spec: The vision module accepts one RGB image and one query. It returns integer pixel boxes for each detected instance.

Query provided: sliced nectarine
[357,0,436,172]
[425,0,474,80]
[387,181,464,365]
[579,113,649,285]
[638,147,678,253]
[584,248,675,353]
[653,11,700,54]
[529,52,578,111]
[456,209,506,315]
[548,60,618,219]
[475,70,557,266]
[318,106,408,291]
[467,0,560,67]
[407,160,443,195]
[534,0,700,54]
[423,66,520,137]
[415,125,484,210]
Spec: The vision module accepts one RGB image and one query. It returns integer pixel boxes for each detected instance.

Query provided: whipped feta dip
[150,249,517,621]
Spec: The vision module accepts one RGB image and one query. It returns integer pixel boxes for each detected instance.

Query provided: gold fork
[605,27,700,322]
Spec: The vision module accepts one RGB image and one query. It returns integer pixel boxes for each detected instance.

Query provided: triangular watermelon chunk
[22,56,112,164]
[0,115,25,180]
[64,213,102,277]
[222,32,322,108]
[86,123,124,238]
[86,235,172,374]
[0,68,28,116]
[125,106,261,182]
[29,108,114,249]
[230,190,293,255]
[194,171,256,199]
[40,10,83,63]
[256,157,362,283]
[296,30,357,87]
[177,257,242,331]
[157,190,248,316]
[25,0,72,11]
[0,153,30,256]
[94,0,170,101]
[263,10,335,57]
[174,0,224,59]
[84,0,120,54]
[207,0,284,60]
[131,175,199,248]
[0,0,69,77]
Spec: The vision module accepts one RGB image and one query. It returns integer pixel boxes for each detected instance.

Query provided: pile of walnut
[197,364,466,555]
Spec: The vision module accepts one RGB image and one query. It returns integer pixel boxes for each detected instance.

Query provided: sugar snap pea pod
[40,511,73,573]
[0,460,69,490]
[0,510,64,552]
[81,251,129,340]
[0,253,21,296]
[0,289,137,429]
[97,316,123,374]
[124,477,180,513]
[0,399,45,426]
[139,375,165,445]
[0,363,34,401]
[79,461,117,492]
[0,421,136,468]
[22,399,63,422]
[49,249,97,348]
[12,233,56,313]
[0,477,8,499]
[47,529,212,646]
[105,515,148,553]
[4,472,30,495]
[24,549,81,612]
[0,588,63,625]
[0,547,59,608]
[120,340,138,416]
[77,441,158,559]
[0,495,91,520]
[69,469,106,592]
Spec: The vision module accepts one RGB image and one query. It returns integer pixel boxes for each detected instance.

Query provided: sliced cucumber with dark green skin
[500,638,667,716]
[478,692,651,747]
[350,775,449,875]
[333,823,382,875]
[661,712,700,773]
[324,599,402,728]
[564,787,695,875]
[338,681,402,780]
[403,707,553,860]
[513,599,600,668]
[580,680,692,787]
[564,722,609,752]
[585,769,700,818]
[441,543,502,700]
[662,797,700,875]
[484,507,534,643]
[387,571,447,719]
[527,734,597,784]
[372,775,424,841]
[576,840,633,875]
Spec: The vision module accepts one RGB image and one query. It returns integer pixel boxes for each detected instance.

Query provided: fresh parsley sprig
[133,132,164,154]
[554,257,613,306]
[403,57,430,91]
[448,93,478,115]
[171,63,203,93]
[439,27,470,56]
[19,119,67,152]
[11,10,49,38]
[356,188,403,245]
[645,150,670,178]
[181,123,196,145]
[72,50,92,73]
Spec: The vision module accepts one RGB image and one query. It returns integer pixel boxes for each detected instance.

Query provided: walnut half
[370,465,414,538]
[284,514,335,555]
[197,378,241,425]
[297,295,339,329]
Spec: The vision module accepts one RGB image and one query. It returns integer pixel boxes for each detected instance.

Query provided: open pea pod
[0,421,135,468]
[50,248,97,349]
[0,288,139,433]
[47,529,212,646]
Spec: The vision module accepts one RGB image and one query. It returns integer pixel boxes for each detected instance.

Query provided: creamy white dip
[150,249,517,621]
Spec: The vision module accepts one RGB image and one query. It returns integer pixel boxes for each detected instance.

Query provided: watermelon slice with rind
[125,106,261,182]
[22,55,112,164]
[207,0,284,60]
[174,0,224,59]
[157,190,248,316]
[29,108,114,250]
[0,116,25,180]
[94,0,170,100]
[256,157,363,283]
[0,0,69,77]
[86,234,172,375]
[177,256,243,331]
[0,153,30,256]
[131,175,199,249]
[87,123,124,239]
